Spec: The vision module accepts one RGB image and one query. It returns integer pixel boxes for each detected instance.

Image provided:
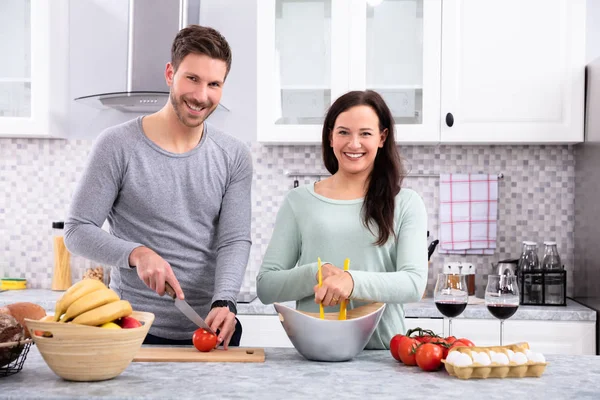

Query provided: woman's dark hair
[321,90,405,246]
[171,25,232,79]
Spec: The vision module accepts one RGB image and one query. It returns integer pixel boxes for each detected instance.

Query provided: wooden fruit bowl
[25,311,154,382]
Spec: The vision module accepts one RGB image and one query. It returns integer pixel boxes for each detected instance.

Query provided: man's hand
[205,306,237,350]
[314,272,354,307]
[128,246,184,300]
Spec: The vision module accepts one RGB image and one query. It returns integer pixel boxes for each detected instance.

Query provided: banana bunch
[53,279,133,326]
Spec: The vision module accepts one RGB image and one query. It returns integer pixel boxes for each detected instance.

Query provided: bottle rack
[518,269,567,306]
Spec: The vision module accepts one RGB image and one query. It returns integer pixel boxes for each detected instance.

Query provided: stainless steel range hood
[75,0,202,113]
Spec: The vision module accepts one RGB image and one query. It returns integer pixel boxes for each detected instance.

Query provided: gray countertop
[2,346,600,399]
[0,289,596,321]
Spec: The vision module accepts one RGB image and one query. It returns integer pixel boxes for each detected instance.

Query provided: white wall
[66,0,258,141]
[68,0,145,140]
[200,0,258,142]
[587,0,600,62]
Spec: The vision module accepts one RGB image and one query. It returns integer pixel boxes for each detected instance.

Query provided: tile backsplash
[1,138,575,298]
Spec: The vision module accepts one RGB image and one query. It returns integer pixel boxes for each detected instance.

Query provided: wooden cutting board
[133,347,265,363]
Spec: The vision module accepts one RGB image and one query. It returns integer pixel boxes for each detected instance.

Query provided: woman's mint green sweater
[256,184,429,349]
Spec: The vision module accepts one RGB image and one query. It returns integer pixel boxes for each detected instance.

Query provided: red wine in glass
[486,303,518,320]
[435,301,467,318]
[434,274,469,336]
[485,274,520,345]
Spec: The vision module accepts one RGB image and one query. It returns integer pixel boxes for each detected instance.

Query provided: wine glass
[434,273,468,337]
[485,274,520,345]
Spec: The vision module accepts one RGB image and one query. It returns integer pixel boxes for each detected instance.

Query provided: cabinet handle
[445,113,454,127]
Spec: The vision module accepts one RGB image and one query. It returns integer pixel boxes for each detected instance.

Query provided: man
[64,25,252,348]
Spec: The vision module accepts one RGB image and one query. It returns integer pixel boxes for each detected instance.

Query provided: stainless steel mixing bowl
[274,302,386,362]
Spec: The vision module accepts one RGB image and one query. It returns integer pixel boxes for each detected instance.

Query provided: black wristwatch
[211,300,237,315]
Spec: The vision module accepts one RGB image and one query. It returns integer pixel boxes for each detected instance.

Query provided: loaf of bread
[0,302,46,338]
[0,314,25,367]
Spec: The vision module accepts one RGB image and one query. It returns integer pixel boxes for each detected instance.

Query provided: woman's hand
[314,272,354,307]
[315,263,344,282]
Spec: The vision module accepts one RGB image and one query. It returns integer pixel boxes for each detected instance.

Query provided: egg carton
[442,342,548,379]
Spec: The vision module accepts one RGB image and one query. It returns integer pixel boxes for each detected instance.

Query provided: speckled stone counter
[2,347,600,399]
[0,289,596,321]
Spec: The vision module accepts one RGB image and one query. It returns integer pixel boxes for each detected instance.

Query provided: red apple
[119,316,142,329]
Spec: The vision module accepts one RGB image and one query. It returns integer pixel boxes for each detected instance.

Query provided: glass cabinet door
[257,0,349,143]
[275,0,331,125]
[366,0,422,124]
[349,0,441,143]
[0,0,52,137]
[0,0,31,118]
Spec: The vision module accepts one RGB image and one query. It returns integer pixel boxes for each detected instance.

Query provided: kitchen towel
[438,174,498,255]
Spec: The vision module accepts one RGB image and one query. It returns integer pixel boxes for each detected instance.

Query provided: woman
[256,90,428,349]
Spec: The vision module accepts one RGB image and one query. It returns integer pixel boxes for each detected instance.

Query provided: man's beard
[170,93,215,128]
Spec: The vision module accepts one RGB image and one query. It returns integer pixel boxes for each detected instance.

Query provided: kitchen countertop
[2,347,600,399]
[0,289,596,321]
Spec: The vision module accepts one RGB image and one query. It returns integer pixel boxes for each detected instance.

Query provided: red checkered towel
[438,174,498,255]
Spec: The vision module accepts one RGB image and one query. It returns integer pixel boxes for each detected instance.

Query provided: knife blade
[164,282,217,336]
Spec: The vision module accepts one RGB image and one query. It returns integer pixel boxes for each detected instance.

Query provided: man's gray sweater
[65,117,252,339]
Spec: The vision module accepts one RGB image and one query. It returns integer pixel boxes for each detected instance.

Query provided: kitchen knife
[164,282,217,336]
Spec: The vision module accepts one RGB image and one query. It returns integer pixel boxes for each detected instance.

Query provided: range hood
[75,0,202,113]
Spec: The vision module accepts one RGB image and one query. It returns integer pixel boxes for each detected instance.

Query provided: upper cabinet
[257,0,441,144]
[257,0,585,145]
[0,0,68,138]
[440,0,585,144]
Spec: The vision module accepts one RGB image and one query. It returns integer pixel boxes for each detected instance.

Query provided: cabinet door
[405,317,444,335]
[348,0,441,143]
[503,320,596,355]
[0,0,50,137]
[257,0,350,144]
[440,0,585,144]
[448,318,595,355]
[236,315,293,348]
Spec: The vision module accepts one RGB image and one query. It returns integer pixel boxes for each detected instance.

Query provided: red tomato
[415,335,436,344]
[390,334,405,362]
[449,341,468,350]
[192,328,217,352]
[445,336,457,345]
[456,338,475,347]
[415,343,444,372]
[398,337,419,366]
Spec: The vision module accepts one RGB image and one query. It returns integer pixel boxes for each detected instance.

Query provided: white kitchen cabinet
[405,317,444,334]
[256,0,441,144]
[257,0,585,145]
[237,315,294,348]
[448,318,596,355]
[0,0,68,138]
[440,0,585,144]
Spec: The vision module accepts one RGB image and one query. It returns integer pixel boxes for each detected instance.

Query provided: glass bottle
[542,242,562,270]
[520,241,542,304]
[51,221,72,290]
[543,241,564,304]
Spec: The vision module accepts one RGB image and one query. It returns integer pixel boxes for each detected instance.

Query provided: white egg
[529,352,546,363]
[454,353,473,367]
[474,352,491,366]
[489,350,497,358]
[446,351,460,364]
[491,352,510,365]
[524,349,533,357]
[470,351,479,358]
[506,349,515,359]
[512,352,528,365]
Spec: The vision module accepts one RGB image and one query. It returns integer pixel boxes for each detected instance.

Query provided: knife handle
[164,282,176,299]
